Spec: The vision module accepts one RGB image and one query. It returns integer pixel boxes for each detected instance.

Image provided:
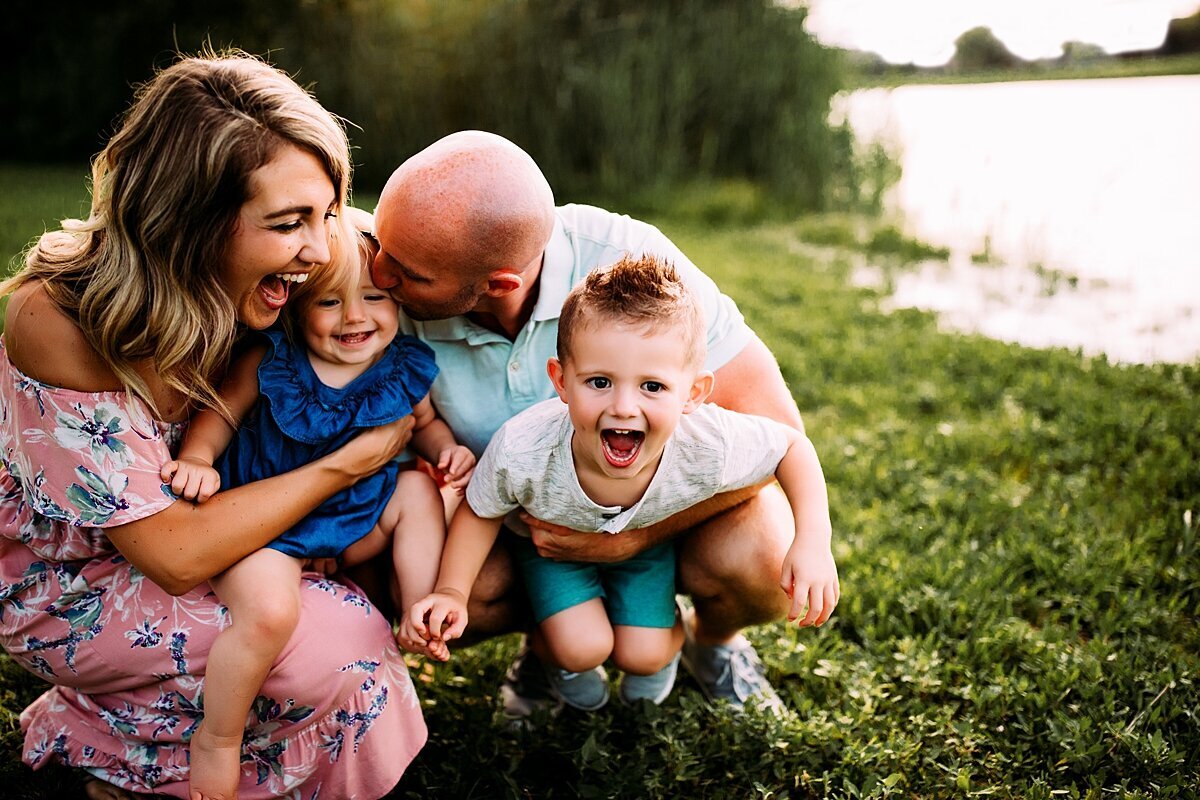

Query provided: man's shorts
[509,536,677,628]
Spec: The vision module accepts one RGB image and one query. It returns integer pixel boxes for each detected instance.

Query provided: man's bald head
[376,131,555,285]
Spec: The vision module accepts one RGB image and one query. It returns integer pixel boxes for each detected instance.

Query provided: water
[838,75,1200,364]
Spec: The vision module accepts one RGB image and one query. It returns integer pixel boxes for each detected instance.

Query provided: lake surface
[838,75,1200,364]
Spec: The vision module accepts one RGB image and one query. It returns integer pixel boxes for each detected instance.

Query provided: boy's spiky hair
[557,254,706,369]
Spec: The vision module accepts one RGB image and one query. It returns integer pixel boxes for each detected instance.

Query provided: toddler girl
[162,209,473,800]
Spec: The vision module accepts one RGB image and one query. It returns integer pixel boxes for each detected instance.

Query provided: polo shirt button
[510,362,520,371]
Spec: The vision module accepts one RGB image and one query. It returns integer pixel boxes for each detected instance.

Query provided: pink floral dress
[0,340,427,798]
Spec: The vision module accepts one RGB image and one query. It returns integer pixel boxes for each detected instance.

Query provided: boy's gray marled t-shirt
[466,398,791,536]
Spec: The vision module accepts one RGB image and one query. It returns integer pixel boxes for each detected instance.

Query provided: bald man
[372,131,811,716]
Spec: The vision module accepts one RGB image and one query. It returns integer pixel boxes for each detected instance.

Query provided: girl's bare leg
[189,549,302,800]
[342,470,446,638]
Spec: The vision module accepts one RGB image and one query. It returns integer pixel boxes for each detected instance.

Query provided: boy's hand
[780,539,840,627]
[397,615,450,661]
[401,589,469,661]
[160,457,221,503]
[437,446,477,494]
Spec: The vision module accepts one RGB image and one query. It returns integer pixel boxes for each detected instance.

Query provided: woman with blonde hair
[0,52,426,799]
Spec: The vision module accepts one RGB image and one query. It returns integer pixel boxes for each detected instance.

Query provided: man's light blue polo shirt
[399,203,755,456]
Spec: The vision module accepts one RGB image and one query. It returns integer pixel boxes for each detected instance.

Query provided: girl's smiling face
[222,144,338,330]
[302,264,401,387]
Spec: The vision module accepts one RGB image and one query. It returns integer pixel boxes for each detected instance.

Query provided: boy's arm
[405,501,504,651]
[774,428,838,626]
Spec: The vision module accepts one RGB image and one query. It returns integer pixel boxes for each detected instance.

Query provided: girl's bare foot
[188,723,244,800]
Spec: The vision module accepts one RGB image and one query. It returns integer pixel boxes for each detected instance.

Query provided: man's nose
[370,252,399,290]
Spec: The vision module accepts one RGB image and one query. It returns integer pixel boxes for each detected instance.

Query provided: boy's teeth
[275,272,309,283]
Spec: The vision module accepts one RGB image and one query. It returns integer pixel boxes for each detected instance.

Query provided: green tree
[949,26,1022,72]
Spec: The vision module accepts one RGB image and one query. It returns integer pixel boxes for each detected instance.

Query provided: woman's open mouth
[601,429,645,468]
[259,272,309,310]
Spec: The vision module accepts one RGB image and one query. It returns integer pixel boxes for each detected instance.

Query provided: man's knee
[678,485,791,588]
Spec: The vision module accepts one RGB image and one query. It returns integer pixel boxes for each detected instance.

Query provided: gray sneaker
[499,642,562,720]
[618,651,681,705]
[545,665,610,711]
[679,605,784,715]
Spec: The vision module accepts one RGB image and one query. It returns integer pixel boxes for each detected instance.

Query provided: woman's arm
[4,286,416,594]
[108,415,416,595]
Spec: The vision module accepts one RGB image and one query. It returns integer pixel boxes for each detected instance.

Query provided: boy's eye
[364,293,388,302]
[584,377,611,390]
[642,381,666,393]
[316,298,340,308]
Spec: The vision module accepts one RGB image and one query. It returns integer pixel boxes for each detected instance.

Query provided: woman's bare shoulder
[4,282,122,391]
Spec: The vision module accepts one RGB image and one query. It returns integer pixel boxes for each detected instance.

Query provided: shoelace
[723,646,767,701]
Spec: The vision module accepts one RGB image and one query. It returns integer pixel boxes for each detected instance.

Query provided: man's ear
[547,357,568,403]
[485,270,524,298]
[683,370,716,413]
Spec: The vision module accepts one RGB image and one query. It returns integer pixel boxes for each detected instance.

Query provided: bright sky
[802,0,1200,66]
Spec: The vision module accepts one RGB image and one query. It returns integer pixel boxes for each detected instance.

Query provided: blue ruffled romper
[216,329,439,558]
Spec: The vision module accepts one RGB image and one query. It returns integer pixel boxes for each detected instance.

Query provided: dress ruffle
[256,330,438,445]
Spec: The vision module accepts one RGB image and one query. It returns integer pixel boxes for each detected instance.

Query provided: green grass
[2,166,1198,798]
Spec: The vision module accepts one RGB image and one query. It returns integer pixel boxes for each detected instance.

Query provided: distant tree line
[4,0,867,210]
[849,7,1200,77]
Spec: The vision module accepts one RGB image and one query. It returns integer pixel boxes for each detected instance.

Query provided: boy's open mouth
[601,429,644,468]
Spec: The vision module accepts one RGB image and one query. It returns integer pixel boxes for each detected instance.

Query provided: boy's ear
[683,370,716,413]
[547,357,569,403]
[485,270,524,298]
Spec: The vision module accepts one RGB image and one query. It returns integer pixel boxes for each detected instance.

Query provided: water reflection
[840,75,1200,364]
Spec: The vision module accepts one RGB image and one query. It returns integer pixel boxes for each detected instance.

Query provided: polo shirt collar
[530,214,573,323]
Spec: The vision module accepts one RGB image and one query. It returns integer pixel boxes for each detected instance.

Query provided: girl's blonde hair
[1,50,351,419]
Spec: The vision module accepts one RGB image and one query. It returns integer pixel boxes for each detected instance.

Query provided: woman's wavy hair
[1,49,351,419]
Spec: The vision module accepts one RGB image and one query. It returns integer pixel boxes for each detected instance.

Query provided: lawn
[1,165,1197,798]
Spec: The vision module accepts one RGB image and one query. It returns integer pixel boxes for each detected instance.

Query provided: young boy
[401,254,838,710]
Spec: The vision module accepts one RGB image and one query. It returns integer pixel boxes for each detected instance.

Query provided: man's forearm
[630,482,768,547]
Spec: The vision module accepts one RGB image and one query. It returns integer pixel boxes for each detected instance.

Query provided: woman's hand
[331,415,416,481]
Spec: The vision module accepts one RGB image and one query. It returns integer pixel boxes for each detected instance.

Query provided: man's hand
[160,457,221,503]
[520,513,649,563]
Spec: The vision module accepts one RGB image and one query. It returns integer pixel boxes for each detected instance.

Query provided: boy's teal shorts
[510,536,677,628]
